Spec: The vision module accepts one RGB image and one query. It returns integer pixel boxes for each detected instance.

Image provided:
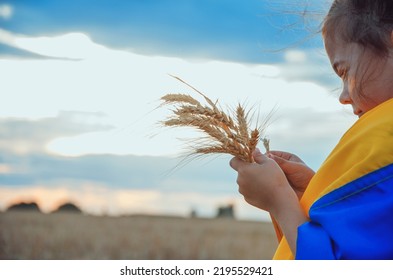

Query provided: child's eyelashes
[338,68,348,80]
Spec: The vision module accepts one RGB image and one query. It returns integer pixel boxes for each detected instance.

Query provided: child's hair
[322,0,393,57]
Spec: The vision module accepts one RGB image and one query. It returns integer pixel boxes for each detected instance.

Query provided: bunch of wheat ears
[160,76,270,163]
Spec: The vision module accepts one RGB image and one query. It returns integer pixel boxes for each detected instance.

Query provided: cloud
[0,146,236,191]
[1,0,326,63]
[0,29,110,60]
[0,29,48,59]
[0,125,246,219]
[0,104,355,206]
[0,112,113,154]
[284,50,307,63]
[0,29,13,45]
[278,48,339,88]
[0,164,12,174]
[267,107,356,169]
[0,107,355,220]
[13,32,108,60]
[0,4,13,20]
[0,29,353,161]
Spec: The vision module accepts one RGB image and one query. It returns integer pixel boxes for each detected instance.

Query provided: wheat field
[0,211,277,260]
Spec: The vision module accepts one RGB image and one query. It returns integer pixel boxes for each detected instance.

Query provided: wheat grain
[161,94,201,106]
[248,129,260,162]
[236,105,249,144]
[262,138,270,153]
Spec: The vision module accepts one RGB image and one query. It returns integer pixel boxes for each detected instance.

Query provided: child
[230,0,393,260]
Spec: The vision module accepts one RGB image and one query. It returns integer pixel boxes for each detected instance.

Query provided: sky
[0,0,357,221]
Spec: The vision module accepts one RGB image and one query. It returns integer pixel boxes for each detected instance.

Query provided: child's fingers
[252,148,269,164]
[229,157,243,171]
[268,153,287,166]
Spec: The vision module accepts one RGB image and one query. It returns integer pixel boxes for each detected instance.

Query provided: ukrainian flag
[274,98,393,260]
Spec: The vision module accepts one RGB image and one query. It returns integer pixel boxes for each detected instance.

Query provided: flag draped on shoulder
[274,98,393,260]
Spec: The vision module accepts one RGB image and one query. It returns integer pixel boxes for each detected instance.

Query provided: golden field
[0,211,277,260]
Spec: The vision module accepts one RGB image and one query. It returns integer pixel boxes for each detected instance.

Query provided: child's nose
[339,88,351,105]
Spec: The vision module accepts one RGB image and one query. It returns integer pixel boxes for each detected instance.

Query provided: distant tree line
[4,202,82,214]
[5,201,235,218]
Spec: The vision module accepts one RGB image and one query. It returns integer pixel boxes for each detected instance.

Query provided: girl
[230,0,393,260]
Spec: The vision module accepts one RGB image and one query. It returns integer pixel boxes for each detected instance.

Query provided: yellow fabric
[273,98,393,260]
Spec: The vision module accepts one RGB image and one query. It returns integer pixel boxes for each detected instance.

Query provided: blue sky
[0,0,357,220]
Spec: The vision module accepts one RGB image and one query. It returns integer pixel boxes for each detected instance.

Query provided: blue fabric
[296,163,393,260]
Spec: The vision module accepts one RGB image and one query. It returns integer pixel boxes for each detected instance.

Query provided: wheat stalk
[160,76,270,163]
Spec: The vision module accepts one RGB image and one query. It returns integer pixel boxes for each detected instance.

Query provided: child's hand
[268,151,315,199]
[229,148,297,215]
[230,148,308,255]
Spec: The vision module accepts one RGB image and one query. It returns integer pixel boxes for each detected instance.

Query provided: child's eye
[338,68,348,80]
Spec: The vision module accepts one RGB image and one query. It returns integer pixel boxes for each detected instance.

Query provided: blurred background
[0,0,355,259]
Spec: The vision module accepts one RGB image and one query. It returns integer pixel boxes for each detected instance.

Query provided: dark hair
[322,0,393,56]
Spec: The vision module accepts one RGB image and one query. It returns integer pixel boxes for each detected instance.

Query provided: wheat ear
[160,76,270,163]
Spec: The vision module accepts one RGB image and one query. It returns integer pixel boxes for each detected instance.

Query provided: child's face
[324,37,393,118]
